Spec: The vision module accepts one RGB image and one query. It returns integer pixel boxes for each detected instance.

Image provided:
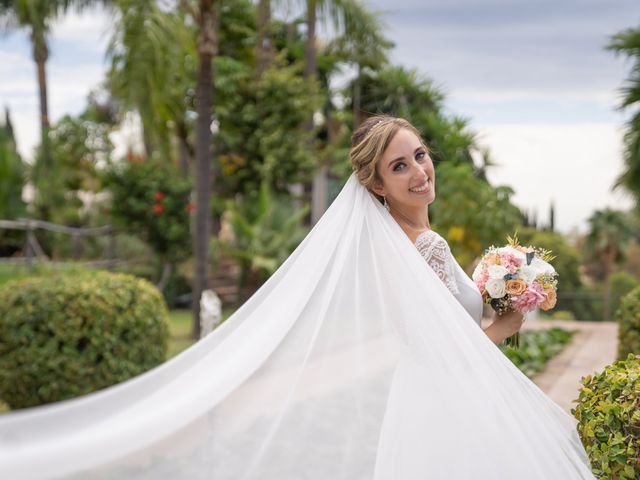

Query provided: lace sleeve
[415,231,460,295]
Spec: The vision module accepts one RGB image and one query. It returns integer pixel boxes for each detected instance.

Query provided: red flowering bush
[101,158,192,264]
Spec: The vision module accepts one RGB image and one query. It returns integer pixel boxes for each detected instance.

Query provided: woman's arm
[483,309,525,345]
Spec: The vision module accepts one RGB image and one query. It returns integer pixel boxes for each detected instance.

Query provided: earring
[383,196,390,211]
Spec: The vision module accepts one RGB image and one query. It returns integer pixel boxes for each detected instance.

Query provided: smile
[409,178,432,193]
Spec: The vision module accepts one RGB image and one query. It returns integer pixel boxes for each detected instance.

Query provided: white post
[199,289,222,339]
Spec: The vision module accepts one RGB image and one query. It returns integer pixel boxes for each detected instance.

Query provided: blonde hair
[350,115,429,203]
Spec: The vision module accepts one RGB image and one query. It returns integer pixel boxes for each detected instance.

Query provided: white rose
[518,265,537,283]
[485,278,507,299]
[530,257,555,275]
[487,265,509,280]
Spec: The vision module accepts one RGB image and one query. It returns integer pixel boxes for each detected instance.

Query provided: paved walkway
[521,319,619,414]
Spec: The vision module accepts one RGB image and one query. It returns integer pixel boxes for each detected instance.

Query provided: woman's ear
[371,178,385,197]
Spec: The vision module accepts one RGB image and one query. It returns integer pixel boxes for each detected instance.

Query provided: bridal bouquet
[472,233,558,348]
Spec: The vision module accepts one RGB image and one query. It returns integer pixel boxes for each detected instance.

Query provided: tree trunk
[141,123,154,160]
[157,261,173,292]
[304,0,326,225]
[32,33,51,221]
[353,64,362,129]
[256,0,272,78]
[191,0,218,340]
[176,121,192,177]
[304,0,317,79]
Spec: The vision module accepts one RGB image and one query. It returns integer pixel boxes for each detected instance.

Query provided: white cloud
[1,9,110,161]
[0,50,34,96]
[5,62,107,161]
[49,6,114,48]
[9,109,40,164]
[451,87,619,107]
[476,122,634,235]
[368,0,637,113]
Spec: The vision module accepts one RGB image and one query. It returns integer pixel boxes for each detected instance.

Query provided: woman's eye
[393,162,406,172]
[416,151,426,161]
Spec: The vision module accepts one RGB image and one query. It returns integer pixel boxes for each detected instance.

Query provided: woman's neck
[389,204,430,237]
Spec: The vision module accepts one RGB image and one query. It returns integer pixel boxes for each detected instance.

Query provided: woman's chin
[405,190,435,206]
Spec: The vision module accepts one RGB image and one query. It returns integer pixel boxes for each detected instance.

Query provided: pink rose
[474,270,489,293]
[511,282,545,313]
[499,252,523,274]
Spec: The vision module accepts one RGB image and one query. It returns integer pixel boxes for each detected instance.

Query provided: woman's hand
[483,309,525,345]
[493,309,525,331]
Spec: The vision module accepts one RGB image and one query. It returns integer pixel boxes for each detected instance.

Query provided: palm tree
[252,0,386,222]
[473,146,499,182]
[357,66,445,121]
[326,6,392,128]
[607,26,640,211]
[180,0,218,339]
[0,0,111,219]
[302,0,389,223]
[108,0,194,174]
[585,208,635,321]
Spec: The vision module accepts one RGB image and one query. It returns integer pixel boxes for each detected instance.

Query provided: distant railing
[0,218,117,268]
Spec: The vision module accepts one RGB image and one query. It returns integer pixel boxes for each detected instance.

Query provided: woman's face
[372,128,435,209]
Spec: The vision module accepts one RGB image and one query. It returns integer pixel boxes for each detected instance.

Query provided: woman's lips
[409,178,432,193]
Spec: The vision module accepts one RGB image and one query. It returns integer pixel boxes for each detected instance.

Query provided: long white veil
[0,173,595,479]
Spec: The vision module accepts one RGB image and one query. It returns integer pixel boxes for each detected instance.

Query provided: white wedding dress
[375,230,592,478]
[414,229,483,326]
[0,173,596,479]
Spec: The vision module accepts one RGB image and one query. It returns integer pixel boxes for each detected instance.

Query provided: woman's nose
[409,159,428,177]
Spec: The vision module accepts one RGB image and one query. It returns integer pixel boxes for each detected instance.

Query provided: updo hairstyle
[349,115,429,203]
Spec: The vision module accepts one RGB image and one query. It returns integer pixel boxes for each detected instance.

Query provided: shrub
[612,272,640,320]
[0,270,169,409]
[572,354,640,480]
[101,158,192,266]
[220,180,309,301]
[549,310,576,321]
[617,285,640,359]
[500,327,575,378]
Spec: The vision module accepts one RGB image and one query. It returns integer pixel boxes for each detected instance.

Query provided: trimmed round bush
[0,270,169,409]
[572,354,640,480]
[617,285,640,359]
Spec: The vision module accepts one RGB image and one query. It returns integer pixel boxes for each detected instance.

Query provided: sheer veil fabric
[0,173,596,479]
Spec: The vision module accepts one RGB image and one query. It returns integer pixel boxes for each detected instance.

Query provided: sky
[1,0,639,235]
[365,0,640,235]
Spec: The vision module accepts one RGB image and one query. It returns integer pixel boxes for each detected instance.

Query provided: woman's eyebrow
[388,146,425,168]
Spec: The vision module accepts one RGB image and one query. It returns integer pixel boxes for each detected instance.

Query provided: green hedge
[572,354,640,480]
[617,285,640,360]
[611,272,639,322]
[0,270,169,409]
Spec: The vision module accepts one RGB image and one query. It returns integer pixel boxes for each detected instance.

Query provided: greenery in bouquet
[472,232,559,348]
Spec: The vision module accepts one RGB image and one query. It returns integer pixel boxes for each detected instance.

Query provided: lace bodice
[414,230,460,295]
[414,229,483,326]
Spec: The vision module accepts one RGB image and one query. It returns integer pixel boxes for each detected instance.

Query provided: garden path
[524,319,619,416]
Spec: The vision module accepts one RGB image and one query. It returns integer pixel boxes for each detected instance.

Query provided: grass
[166,307,236,359]
[167,309,197,359]
[0,263,57,287]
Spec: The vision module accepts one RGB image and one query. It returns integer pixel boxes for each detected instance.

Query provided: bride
[0,116,596,479]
